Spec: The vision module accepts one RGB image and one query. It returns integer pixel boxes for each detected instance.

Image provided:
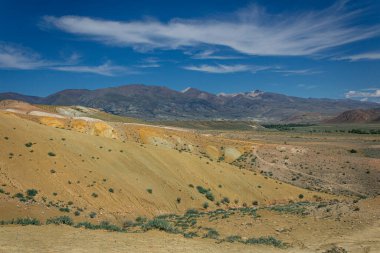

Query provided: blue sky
[1,0,380,101]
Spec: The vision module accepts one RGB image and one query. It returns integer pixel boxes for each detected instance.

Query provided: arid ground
[0,101,379,252]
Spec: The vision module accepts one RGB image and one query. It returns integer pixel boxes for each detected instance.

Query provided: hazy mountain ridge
[0,84,377,122]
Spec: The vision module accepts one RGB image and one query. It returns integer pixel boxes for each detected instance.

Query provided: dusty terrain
[0,101,379,252]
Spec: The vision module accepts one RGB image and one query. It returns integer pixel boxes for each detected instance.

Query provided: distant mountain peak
[181,87,193,93]
[218,89,264,98]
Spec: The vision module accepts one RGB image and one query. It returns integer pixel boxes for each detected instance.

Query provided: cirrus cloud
[182,64,271,74]
[42,2,380,57]
[0,42,132,76]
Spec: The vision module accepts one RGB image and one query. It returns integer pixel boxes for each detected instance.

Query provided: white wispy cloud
[297,84,318,89]
[183,64,270,74]
[335,52,380,61]
[135,57,161,68]
[51,61,133,76]
[189,50,242,60]
[0,42,131,76]
[0,42,51,69]
[345,88,380,98]
[42,2,380,56]
[274,69,322,76]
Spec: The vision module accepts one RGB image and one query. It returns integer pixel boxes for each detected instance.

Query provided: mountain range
[0,84,378,122]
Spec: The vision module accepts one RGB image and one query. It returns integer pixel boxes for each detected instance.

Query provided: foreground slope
[0,111,321,222]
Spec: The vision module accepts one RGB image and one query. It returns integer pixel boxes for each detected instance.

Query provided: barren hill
[0,110,323,223]
[327,108,380,123]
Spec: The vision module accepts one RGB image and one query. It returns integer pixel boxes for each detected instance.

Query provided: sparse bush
[59,207,70,212]
[26,189,38,197]
[185,209,199,216]
[323,246,348,253]
[48,152,56,157]
[146,188,153,194]
[25,142,33,148]
[205,192,215,201]
[203,229,219,239]
[11,218,41,226]
[108,188,114,193]
[135,216,147,224]
[221,197,230,204]
[203,202,209,209]
[244,236,284,247]
[188,184,194,188]
[183,232,198,238]
[143,218,178,233]
[46,216,73,225]
[176,197,181,204]
[89,212,97,218]
[349,149,357,154]
[196,186,209,194]
[74,211,81,216]
[91,192,98,198]
[225,235,242,243]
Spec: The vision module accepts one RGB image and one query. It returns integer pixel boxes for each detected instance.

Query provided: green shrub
[225,235,242,243]
[176,197,181,204]
[75,221,97,229]
[143,218,177,233]
[91,192,98,198]
[183,232,198,238]
[204,229,219,239]
[26,189,38,197]
[74,211,81,216]
[48,152,56,157]
[221,197,230,204]
[14,192,24,198]
[203,202,209,209]
[108,188,114,193]
[99,221,122,232]
[46,216,73,225]
[185,209,199,216]
[135,216,147,224]
[196,186,209,194]
[14,218,40,226]
[59,207,70,212]
[298,194,304,199]
[205,192,215,201]
[25,142,33,148]
[244,236,284,248]
[147,188,153,194]
[89,212,97,218]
